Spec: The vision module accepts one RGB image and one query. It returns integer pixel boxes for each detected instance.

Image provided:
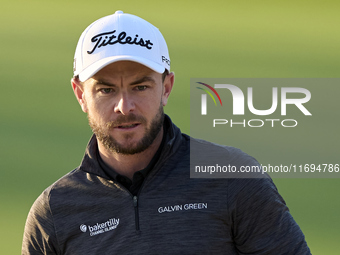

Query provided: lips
[115,123,140,129]
[107,114,146,130]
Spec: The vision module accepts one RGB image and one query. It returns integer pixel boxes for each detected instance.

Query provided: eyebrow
[95,80,115,87]
[94,76,156,87]
[130,76,156,85]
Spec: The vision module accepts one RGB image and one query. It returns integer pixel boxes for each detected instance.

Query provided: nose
[114,92,135,115]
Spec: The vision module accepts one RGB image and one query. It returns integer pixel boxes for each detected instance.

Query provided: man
[22,11,311,254]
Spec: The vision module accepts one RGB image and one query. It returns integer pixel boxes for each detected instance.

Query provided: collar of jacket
[78,114,184,179]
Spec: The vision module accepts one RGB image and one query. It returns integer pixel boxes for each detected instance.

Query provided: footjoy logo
[196,81,312,128]
[80,218,120,237]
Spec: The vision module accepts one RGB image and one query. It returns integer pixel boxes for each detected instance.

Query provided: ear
[71,77,88,113]
[162,72,175,106]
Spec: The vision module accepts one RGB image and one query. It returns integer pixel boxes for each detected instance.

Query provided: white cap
[73,11,170,82]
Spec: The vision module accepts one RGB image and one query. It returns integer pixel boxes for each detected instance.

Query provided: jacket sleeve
[229,177,311,255]
[22,189,59,255]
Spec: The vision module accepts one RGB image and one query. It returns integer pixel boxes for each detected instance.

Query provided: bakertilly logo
[80,218,119,237]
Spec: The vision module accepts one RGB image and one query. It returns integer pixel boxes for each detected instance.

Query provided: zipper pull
[133,196,138,207]
[133,196,140,231]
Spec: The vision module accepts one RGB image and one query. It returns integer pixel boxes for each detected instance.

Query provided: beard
[88,104,164,155]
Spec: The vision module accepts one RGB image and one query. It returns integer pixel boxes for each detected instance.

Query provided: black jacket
[22,116,311,254]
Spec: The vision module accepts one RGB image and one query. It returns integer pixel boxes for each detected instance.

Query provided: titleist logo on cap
[87,30,154,54]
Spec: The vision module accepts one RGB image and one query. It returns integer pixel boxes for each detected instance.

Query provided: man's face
[73,61,173,155]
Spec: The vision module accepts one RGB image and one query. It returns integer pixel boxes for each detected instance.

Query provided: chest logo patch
[158,203,208,214]
[80,218,119,236]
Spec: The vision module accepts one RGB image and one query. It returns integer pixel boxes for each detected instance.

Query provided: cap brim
[78,55,166,82]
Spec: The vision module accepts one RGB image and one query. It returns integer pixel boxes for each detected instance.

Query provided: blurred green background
[1,0,339,254]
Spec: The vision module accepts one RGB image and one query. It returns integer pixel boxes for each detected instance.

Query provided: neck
[97,127,164,180]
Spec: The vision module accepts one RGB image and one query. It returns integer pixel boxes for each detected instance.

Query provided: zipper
[128,138,169,232]
[133,196,140,231]
[116,185,141,231]
[131,172,149,231]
